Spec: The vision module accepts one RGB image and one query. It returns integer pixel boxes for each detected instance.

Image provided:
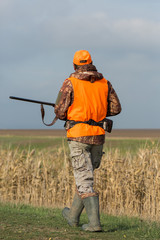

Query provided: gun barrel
[9,96,55,107]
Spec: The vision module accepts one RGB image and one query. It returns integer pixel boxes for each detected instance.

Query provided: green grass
[0,135,159,156]
[0,136,64,151]
[104,138,159,155]
[0,203,160,240]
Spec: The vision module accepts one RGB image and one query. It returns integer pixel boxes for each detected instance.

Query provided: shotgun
[9,96,55,107]
[9,96,57,126]
[9,96,113,132]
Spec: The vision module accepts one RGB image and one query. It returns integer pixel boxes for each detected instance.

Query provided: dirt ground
[0,129,160,138]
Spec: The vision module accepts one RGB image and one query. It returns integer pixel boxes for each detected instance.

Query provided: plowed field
[0,129,159,138]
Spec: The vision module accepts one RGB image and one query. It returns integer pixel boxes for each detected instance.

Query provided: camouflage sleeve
[54,79,73,120]
[107,81,122,116]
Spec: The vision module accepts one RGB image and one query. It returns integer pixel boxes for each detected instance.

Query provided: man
[54,50,121,232]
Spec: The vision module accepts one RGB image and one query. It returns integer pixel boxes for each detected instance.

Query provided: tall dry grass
[0,141,160,221]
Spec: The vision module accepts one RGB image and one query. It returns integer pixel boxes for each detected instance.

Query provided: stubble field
[0,129,160,217]
[0,129,160,239]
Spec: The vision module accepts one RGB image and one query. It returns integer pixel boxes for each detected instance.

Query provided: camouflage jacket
[54,64,122,145]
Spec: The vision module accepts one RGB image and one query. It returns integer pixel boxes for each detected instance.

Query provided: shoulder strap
[41,104,58,126]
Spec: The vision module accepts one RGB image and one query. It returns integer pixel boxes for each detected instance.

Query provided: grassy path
[0,203,160,240]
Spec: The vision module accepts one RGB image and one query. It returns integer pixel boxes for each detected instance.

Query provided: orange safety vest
[67,77,108,138]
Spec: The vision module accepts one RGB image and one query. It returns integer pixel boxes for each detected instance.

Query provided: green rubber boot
[82,195,102,232]
[62,193,84,227]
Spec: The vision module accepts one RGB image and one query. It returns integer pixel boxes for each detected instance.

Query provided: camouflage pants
[68,141,103,194]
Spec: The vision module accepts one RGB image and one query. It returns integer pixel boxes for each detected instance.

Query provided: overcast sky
[1,0,160,129]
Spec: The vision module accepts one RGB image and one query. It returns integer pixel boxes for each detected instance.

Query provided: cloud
[1,1,160,52]
[1,0,160,69]
[111,19,160,49]
[1,0,160,129]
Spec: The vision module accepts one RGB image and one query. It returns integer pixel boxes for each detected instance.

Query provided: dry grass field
[0,129,160,222]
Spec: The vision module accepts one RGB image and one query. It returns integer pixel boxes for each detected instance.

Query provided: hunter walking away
[55,50,121,231]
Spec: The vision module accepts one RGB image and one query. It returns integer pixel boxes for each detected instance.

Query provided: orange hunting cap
[73,50,92,65]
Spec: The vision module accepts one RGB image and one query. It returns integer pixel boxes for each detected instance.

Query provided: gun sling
[41,104,58,126]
